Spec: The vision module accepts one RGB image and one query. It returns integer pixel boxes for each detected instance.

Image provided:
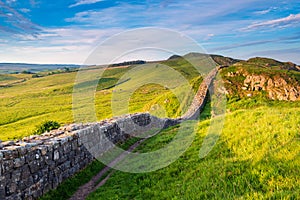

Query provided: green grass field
[40,99,300,200]
[0,74,18,82]
[86,102,300,199]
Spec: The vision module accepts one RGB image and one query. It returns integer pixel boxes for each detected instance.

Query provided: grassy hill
[0,74,18,82]
[0,55,208,140]
[1,54,299,199]
[85,58,300,198]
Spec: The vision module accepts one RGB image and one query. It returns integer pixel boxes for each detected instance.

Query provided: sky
[0,0,299,64]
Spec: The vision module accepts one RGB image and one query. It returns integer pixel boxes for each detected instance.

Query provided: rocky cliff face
[242,74,300,101]
[224,69,300,101]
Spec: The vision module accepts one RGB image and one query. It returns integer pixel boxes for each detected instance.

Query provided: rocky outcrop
[242,74,300,101]
[223,66,300,101]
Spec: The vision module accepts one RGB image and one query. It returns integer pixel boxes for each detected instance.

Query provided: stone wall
[0,114,179,200]
[181,67,219,120]
[0,68,220,200]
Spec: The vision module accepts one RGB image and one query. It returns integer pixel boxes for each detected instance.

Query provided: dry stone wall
[0,114,179,200]
[181,67,220,120]
[0,67,220,200]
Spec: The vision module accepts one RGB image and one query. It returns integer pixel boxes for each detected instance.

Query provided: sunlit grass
[86,103,300,199]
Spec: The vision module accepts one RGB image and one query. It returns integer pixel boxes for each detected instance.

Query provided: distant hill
[210,54,241,66]
[108,60,146,67]
[168,53,299,73]
[244,57,300,71]
[3,54,299,74]
[168,53,241,67]
[0,63,81,74]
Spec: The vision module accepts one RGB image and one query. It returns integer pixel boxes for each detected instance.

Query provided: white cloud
[66,0,261,27]
[243,13,300,31]
[66,9,120,25]
[254,7,278,15]
[254,8,272,15]
[69,0,104,8]
[19,8,31,13]
[0,27,124,64]
[6,0,16,5]
[203,33,215,41]
[0,1,40,35]
[2,0,264,64]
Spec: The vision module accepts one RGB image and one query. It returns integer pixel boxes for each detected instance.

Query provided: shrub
[34,120,60,135]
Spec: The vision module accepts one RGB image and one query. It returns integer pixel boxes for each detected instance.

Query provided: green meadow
[0,72,76,140]
[0,57,203,141]
[86,103,300,199]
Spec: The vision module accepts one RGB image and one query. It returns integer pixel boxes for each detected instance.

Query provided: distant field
[0,74,18,82]
[0,63,80,74]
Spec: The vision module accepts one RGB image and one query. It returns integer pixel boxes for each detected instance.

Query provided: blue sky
[0,0,299,64]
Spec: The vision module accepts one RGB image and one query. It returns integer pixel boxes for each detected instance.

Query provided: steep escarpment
[221,58,300,101]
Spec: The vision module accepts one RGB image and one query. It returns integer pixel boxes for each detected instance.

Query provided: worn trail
[69,138,147,200]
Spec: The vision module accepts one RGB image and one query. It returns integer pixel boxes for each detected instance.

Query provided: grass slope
[0,58,203,140]
[86,102,300,199]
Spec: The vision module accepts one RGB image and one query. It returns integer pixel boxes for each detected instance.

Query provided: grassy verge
[40,160,104,200]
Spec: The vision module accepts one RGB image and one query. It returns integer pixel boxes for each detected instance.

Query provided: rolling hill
[0,63,80,74]
[0,54,299,141]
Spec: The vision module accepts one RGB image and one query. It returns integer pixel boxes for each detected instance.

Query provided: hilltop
[168,52,241,66]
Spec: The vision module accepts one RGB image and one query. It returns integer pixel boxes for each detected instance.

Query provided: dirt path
[69,138,147,200]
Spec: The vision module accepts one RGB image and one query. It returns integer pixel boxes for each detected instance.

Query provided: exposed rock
[2,141,15,147]
[241,74,300,101]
